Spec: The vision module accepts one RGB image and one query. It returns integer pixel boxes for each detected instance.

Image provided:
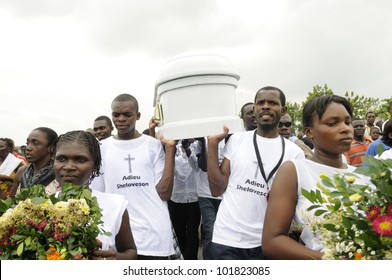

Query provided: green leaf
[25,236,31,246]
[16,242,24,256]
[31,196,47,204]
[11,235,27,241]
[324,223,339,232]
[307,205,323,211]
[333,200,341,211]
[314,209,328,216]
[301,188,316,203]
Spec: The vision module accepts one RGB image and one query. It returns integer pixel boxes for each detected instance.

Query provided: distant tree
[375,97,392,122]
[286,100,301,130]
[303,84,334,106]
[344,91,380,120]
[286,84,391,135]
[287,84,334,133]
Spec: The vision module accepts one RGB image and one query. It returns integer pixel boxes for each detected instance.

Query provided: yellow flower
[345,176,356,183]
[41,199,53,207]
[54,201,69,211]
[349,193,361,202]
[79,198,90,215]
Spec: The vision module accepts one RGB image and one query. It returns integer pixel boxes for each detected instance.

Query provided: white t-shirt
[212,131,305,248]
[291,159,370,251]
[90,135,174,256]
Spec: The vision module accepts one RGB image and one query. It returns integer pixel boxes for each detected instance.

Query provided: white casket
[153,52,245,140]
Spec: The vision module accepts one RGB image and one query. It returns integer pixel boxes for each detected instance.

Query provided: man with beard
[206,86,305,260]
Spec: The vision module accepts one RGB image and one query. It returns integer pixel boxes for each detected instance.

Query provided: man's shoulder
[226,130,253,143]
[283,137,306,158]
[368,139,383,148]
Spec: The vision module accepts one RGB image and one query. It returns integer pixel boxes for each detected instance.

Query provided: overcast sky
[1,0,391,145]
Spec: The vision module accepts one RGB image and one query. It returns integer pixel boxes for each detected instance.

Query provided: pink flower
[372,215,392,236]
[27,219,38,228]
[367,206,381,220]
[37,219,48,231]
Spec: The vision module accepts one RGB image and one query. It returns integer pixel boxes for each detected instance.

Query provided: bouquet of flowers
[0,184,108,260]
[302,156,392,260]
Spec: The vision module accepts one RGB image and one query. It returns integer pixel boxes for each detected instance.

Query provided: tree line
[286,84,392,132]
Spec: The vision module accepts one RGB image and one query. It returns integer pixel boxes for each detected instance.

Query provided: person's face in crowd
[242,104,257,130]
[254,90,286,131]
[366,113,376,126]
[370,127,381,141]
[111,100,140,139]
[54,141,94,187]
[306,102,353,155]
[352,120,365,139]
[0,140,11,159]
[24,130,51,164]
[376,121,384,130]
[278,114,292,139]
[20,145,26,156]
[93,120,113,141]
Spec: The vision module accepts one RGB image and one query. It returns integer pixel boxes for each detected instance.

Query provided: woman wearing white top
[53,130,137,260]
[262,95,366,259]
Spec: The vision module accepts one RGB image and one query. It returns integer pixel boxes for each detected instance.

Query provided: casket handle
[153,102,163,126]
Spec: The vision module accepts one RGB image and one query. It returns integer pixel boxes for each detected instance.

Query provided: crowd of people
[1,88,392,260]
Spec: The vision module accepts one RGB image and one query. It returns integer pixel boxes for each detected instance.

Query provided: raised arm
[207,126,230,197]
[155,136,177,201]
[195,137,207,172]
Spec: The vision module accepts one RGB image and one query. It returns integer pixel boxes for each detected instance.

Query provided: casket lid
[154,52,240,105]
[156,52,240,85]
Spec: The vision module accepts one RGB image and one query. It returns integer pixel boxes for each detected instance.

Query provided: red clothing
[344,137,372,167]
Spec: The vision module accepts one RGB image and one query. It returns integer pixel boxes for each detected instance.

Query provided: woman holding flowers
[262,95,372,259]
[53,130,137,260]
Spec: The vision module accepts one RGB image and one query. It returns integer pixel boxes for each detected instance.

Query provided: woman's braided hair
[53,130,102,183]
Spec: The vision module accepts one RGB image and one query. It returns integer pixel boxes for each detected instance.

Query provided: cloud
[77,0,222,57]
[0,0,79,18]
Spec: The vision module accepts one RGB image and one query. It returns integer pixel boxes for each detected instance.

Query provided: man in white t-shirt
[90,93,177,259]
[207,86,305,259]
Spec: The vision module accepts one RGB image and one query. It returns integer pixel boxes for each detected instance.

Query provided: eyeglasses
[278,122,292,128]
